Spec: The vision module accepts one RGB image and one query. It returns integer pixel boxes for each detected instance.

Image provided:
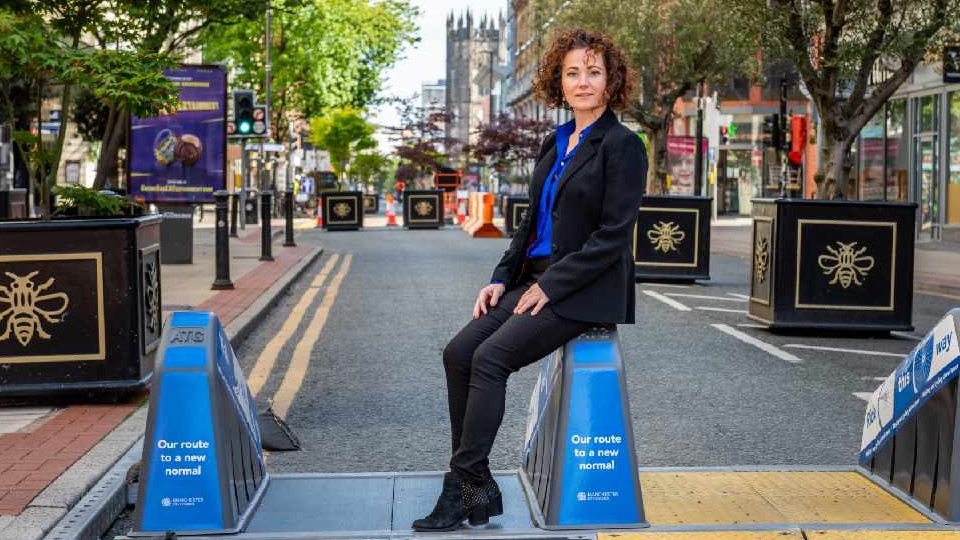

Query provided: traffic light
[762,114,781,149]
[719,125,729,144]
[788,115,808,165]
[233,90,255,136]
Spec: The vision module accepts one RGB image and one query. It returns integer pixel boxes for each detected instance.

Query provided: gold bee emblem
[647,221,685,253]
[333,202,351,218]
[0,271,70,347]
[755,237,769,283]
[818,241,875,288]
[414,200,433,216]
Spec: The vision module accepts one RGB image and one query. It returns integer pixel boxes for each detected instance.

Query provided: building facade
[445,10,506,166]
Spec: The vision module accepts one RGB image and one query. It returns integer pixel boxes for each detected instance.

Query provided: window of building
[885,99,909,202]
[858,111,884,200]
[948,91,960,225]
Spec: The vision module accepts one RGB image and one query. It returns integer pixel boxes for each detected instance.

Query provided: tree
[201,0,418,141]
[759,0,960,199]
[553,0,762,193]
[389,96,457,186]
[471,113,554,182]
[309,107,376,187]
[349,151,392,192]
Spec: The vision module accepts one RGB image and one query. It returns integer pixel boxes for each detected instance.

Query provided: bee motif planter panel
[748,199,916,331]
[321,191,363,231]
[505,197,530,237]
[0,215,162,396]
[633,196,711,281]
[402,190,443,229]
[362,193,379,215]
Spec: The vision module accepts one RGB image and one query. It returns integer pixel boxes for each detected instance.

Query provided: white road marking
[737,323,767,329]
[783,344,906,358]
[860,376,887,381]
[247,254,341,397]
[666,293,747,302]
[711,324,803,363]
[642,290,691,311]
[727,293,750,300]
[272,254,354,420]
[891,331,922,341]
[640,283,691,288]
[697,306,748,314]
[853,392,873,402]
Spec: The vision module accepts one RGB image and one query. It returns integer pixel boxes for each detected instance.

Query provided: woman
[413,28,647,531]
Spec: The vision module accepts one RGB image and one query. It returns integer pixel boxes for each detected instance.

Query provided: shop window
[886,99,909,202]
[858,111,885,200]
[917,94,939,134]
[948,91,960,225]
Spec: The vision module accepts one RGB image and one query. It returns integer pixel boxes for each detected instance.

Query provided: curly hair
[533,29,635,111]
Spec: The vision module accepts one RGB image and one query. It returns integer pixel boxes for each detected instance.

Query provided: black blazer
[490,108,647,324]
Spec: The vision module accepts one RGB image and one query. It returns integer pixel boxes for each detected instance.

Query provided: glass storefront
[949,91,960,225]
[914,94,940,236]
[885,99,909,202]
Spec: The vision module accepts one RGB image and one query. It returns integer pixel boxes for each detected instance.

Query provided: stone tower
[446,9,504,166]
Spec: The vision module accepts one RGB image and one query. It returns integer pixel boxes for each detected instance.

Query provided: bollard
[229,192,239,238]
[211,190,234,290]
[260,190,274,261]
[283,188,296,247]
[521,328,646,529]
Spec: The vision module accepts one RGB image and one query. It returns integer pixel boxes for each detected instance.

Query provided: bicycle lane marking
[711,323,803,364]
[642,289,691,311]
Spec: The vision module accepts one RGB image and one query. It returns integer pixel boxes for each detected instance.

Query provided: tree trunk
[646,127,670,195]
[94,108,128,190]
[816,131,854,200]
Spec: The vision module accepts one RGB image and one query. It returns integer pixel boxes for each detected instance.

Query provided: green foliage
[75,49,178,119]
[53,184,145,217]
[200,0,418,135]
[349,151,392,189]
[309,107,376,181]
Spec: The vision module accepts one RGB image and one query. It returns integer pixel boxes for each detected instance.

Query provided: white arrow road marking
[853,392,873,402]
[642,290,691,311]
[727,293,750,299]
[711,324,803,363]
[783,344,907,358]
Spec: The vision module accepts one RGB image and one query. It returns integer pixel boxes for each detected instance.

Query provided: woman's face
[561,47,608,113]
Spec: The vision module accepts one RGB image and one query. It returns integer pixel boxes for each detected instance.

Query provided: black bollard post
[283,188,296,247]
[211,190,234,290]
[260,190,274,261]
[229,192,239,238]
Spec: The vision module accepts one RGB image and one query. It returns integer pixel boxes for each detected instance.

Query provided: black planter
[633,195,711,281]
[0,215,163,397]
[321,191,363,231]
[748,198,916,331]
[362,193,379,214]
[402,189,443,229]
[504,197,530,237]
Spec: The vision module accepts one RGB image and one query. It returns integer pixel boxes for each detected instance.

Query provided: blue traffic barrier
[132,312,267,536]
[520,327,647,529]
[860,308,960,521]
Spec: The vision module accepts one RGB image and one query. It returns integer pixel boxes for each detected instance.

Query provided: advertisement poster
[666,136,707,196]
[129,66,226,204]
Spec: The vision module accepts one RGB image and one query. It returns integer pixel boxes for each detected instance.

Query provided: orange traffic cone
[315,204,323,228]
[385,194,398,226]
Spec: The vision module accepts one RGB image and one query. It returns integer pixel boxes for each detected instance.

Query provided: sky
[369,0,508,152]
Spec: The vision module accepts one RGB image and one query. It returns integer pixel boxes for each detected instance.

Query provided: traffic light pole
[779,79,788,198]
[240,145,249,230]
[694,79,705,197]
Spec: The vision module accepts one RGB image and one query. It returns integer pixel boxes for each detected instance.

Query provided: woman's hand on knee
[473,283,506,319]
[514,283,550,316]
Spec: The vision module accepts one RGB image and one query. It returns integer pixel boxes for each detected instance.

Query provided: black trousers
[443,273,593,482]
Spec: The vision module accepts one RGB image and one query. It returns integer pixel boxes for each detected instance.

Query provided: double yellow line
[245,252,354,420]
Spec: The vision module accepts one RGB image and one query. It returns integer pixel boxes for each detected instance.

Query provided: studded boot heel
[468,471,503,525]
[411,472,490,532]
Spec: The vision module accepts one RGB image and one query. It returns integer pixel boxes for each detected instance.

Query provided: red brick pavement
[0,404,138,515]
[0,243,314,516]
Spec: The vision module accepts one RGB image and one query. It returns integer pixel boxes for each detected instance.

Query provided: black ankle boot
[411,472,490,532]
[470,470,503,525]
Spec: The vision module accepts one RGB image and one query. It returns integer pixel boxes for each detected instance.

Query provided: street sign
[245,142,285,152]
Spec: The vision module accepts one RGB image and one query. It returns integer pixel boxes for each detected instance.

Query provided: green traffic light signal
[238,120,252,134]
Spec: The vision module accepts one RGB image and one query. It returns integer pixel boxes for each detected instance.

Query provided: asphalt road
[234,225,957,472]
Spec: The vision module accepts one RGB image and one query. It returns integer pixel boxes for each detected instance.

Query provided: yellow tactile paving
[599,532,802,540]
[806,532,960,539]
[639,471,931,526]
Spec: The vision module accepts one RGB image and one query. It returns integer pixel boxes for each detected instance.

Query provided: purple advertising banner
[129,65,226,204]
